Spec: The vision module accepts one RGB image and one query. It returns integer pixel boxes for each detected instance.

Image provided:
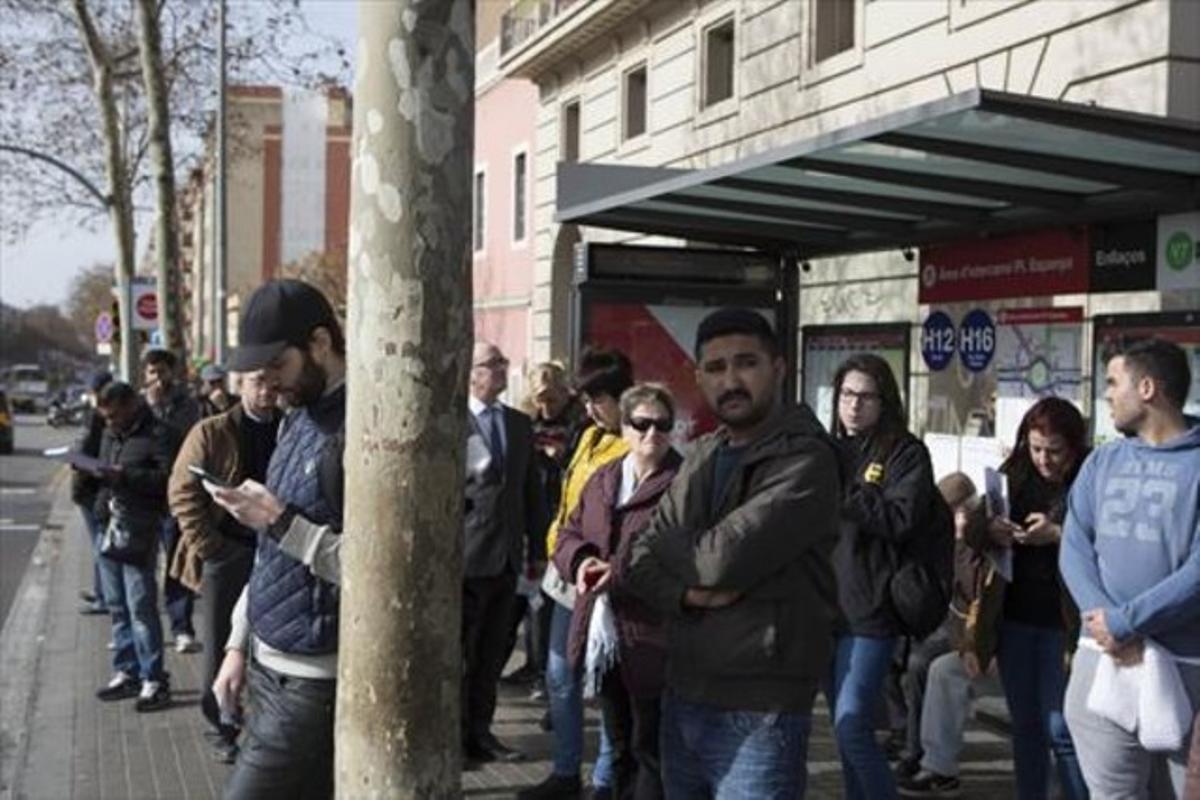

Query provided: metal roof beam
[661,193,916,234]
[785,156,1082,211]
[715,176,992,224]
[589,208,845,248]
[873,132,1195,193]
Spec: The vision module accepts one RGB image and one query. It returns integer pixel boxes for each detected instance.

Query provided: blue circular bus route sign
[921,311,956,371]
[958,308,995,373]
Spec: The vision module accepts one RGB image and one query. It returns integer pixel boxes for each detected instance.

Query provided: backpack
[888,489,956,639]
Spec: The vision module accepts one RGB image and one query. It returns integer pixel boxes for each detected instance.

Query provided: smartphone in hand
[187,464,232,489]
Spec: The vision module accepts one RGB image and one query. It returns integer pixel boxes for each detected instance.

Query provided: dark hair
[142,348,177,371]
[97,381,138,408]
[1117,338,1191,410]
[1000,396,1088,488]
[694,308,779,359]
[315,321,346,357]
[830,353,907,461]
[576,347,633,400]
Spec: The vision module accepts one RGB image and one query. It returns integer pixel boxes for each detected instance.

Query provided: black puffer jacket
[833,431,937,637]
[70,406,106,508]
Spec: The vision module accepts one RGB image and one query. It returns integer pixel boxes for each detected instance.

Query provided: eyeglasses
[627,416,673,434]
[839,388,880,405]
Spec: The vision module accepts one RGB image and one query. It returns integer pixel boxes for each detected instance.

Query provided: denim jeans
[78,505,104,602]
[160,517,194,637]
[830,635,899,800]
[546,600,614,786]
[996,621,1088,800]
[660,692,811,799]
[97,548,166,682]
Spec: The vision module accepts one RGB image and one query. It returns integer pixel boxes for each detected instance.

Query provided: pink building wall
[473,75,538,393]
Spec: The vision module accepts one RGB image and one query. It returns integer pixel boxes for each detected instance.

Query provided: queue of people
[65,281,1198,800]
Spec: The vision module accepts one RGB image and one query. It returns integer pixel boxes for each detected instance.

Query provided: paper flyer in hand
[43,446,105,474]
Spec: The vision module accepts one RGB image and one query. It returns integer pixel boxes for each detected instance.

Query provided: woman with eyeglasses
[553,383,683,800]
[828,354,939,800]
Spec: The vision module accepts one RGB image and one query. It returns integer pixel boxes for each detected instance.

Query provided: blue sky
[0,0,358,310]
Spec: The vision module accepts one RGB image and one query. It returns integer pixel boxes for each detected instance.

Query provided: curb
[0,466,74,800]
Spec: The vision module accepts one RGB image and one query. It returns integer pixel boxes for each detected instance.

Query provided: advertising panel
[801,325,909,431]
[583,302,776,442]
[919,227,1090,303]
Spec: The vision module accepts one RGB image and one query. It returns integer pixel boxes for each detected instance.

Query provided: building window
[512,151,527,242]
[623,64,647,141]
[562,101,581,163]
[473,169,485,252]
[702,18,735,108]
[814,0,855,63]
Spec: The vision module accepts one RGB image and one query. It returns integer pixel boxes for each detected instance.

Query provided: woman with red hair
[961,397,1090,800]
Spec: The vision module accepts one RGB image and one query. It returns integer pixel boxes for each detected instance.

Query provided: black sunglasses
[627,416,673,434]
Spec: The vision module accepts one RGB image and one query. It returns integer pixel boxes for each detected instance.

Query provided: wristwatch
[265,504,299,542]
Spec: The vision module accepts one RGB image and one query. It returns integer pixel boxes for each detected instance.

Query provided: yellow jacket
[546,424,629,558]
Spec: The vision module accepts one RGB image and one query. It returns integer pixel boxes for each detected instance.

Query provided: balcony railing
[500,0,584,58]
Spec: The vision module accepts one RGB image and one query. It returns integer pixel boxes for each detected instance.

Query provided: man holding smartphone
[167,369,281,762]
[203,279,347,798]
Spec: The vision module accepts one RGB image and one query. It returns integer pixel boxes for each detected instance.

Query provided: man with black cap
[204,278,347,797]
[626,307,841,798]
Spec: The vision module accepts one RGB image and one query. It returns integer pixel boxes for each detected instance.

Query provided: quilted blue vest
[248,386,345,654]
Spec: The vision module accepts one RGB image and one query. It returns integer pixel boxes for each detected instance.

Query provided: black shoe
[501,663,540,686]
[589,788,612,800]
[79,590,99,604]
[516,773,582,800]
[898,770,962,798]
[96,672,140,701]
[894,756,922,781]
[465,732,525,763]
[134,679,171,712]
[883,729,906,762]
[539,709,553,731]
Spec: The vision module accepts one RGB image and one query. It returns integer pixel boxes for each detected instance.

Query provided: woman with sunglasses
[829,354,939,800]
[554,384,683,800]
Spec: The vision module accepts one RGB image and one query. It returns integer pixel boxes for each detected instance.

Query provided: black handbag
[99,513,155,565]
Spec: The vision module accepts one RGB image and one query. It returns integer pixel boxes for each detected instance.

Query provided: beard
[712,388,772,431]
[282,349,327,408]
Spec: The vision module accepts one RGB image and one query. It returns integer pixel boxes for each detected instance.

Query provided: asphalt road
[0,414,77,625]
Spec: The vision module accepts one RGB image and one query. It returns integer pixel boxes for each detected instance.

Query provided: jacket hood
[701,402,830,455]
[1126,416,1200,452]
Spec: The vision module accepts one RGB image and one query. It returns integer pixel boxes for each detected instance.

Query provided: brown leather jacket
[167,405,254,592]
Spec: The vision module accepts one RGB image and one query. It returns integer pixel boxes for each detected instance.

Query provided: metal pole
[213,0,227,363]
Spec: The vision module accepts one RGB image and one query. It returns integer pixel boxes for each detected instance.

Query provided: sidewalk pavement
[3,474,1017,799]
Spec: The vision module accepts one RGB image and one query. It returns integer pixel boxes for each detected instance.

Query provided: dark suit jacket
[463,404,547,579]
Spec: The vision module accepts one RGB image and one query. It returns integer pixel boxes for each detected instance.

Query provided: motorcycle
[46,399,87,427]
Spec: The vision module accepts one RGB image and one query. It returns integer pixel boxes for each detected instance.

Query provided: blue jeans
[97,548,166,682]
[830,635,898,800]
[546,601,613,786]
[78,506,104,602]
[160,517,194,636]
[997,621,1088,800]
[660,692,811,799]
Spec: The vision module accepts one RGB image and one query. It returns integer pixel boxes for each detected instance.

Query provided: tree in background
[0,0,350,378]
[65,263,117,344]
[279,249,348,320]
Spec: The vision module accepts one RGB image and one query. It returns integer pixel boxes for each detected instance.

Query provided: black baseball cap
[227,279,338,371]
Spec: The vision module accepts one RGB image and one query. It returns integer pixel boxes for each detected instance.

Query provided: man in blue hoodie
[1061,338,1200,799]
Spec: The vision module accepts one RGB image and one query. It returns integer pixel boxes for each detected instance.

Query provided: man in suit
[463,341,546,765]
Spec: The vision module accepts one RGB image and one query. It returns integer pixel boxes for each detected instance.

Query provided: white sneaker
[138,680,161,701]
[174,634,200,654]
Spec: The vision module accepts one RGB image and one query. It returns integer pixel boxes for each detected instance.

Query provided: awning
[556,89,1200,257]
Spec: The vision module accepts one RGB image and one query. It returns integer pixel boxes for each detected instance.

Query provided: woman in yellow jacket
[521,348,634,800]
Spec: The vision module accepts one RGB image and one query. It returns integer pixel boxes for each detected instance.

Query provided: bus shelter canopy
[556,89,1200,257]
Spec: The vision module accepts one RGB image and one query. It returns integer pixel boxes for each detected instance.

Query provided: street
[0,414,76,623]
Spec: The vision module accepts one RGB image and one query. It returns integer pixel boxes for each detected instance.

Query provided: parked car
[0,390,14,454]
